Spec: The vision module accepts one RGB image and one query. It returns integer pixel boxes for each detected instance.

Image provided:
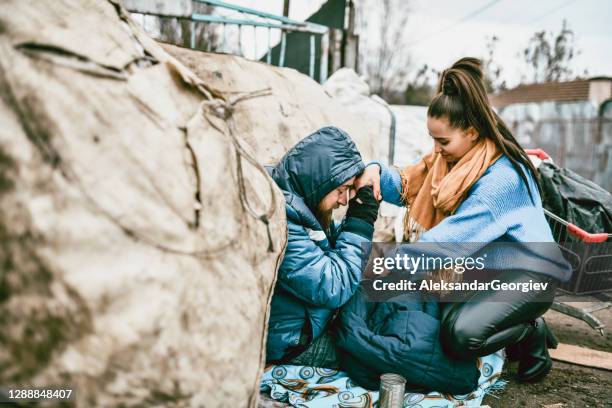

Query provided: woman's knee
[440,313,488,359]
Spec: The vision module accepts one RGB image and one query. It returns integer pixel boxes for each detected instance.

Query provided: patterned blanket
[260,351,505,407]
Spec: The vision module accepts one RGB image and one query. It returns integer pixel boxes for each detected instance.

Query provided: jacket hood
[268,127,365,212]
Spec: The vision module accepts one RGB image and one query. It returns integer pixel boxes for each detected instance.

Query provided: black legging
[439,270,558,360]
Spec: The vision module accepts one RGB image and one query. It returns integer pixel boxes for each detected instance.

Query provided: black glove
[345,185,380,225]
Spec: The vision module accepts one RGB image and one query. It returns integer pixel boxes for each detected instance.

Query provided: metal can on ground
[379,373,406,408]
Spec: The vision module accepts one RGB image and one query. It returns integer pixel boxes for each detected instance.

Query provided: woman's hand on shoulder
[354,163,382,201]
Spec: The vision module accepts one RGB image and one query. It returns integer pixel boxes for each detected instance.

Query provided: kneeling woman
[357,57,570,383]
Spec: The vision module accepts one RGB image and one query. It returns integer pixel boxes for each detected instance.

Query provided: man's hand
[354,164,382,201]
[346,185,380,225]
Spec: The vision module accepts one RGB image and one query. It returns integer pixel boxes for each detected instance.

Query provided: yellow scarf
[400,137,501,238]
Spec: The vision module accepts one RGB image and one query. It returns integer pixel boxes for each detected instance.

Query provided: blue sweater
[376,155,571,282]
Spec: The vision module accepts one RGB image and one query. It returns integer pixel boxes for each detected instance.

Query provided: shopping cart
[526,148,612,335]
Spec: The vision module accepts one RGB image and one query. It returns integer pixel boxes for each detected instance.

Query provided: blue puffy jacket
[265,127,374,362]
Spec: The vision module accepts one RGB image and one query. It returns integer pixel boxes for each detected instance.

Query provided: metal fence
[127,0,329,82]
[512,118,612,192]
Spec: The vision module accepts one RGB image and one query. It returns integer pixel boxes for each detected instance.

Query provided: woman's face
[427,116,479,163]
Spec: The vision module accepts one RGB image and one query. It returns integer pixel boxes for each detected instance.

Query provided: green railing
[127,0,329,82]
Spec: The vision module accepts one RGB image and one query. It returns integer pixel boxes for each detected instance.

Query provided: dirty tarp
[539,162,612,234]
[0,1,286,407]
[160,44,384,242]
[161,45,380,165]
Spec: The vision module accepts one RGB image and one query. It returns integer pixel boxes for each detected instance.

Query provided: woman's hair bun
[441,70,459,96]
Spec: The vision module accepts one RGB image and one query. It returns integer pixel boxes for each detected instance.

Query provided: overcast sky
[403,0,611,86]
[203,0,611,88]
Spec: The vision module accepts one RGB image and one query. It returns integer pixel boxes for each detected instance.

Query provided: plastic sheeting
[540,162,612,234]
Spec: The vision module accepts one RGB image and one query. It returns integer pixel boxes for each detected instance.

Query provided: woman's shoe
[517,317,558,382]
[505,343,521,362]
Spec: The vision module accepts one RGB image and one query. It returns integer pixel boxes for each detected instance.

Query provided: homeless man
[265,126,379,367]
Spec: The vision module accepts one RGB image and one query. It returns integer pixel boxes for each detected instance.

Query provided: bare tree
[483,35,507,93]
[357,0,413,100]
[404,63,436,106]
[521,19,581,83]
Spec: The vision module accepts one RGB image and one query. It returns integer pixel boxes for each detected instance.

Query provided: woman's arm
[388,193,508,277]
[418,193,507,243]
[355,162,404,206]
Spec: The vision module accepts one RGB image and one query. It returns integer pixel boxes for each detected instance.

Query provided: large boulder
[0,1,287,407]
[391,105,431,167]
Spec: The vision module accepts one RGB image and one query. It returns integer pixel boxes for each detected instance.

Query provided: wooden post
[330,29,342,74]
[342,0,359,72]
[283,0,290,17]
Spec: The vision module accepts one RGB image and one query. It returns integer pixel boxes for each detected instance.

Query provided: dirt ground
[483,292,612,408]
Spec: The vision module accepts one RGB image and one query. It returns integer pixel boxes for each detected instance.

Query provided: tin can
[379,373,406,408]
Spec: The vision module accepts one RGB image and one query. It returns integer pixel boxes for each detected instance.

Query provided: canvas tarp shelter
[0,0,378,406]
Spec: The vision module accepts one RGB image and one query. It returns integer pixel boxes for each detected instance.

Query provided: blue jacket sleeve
[277,219,373,309]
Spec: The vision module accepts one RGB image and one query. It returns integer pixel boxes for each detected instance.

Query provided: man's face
[318,176,356,213]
